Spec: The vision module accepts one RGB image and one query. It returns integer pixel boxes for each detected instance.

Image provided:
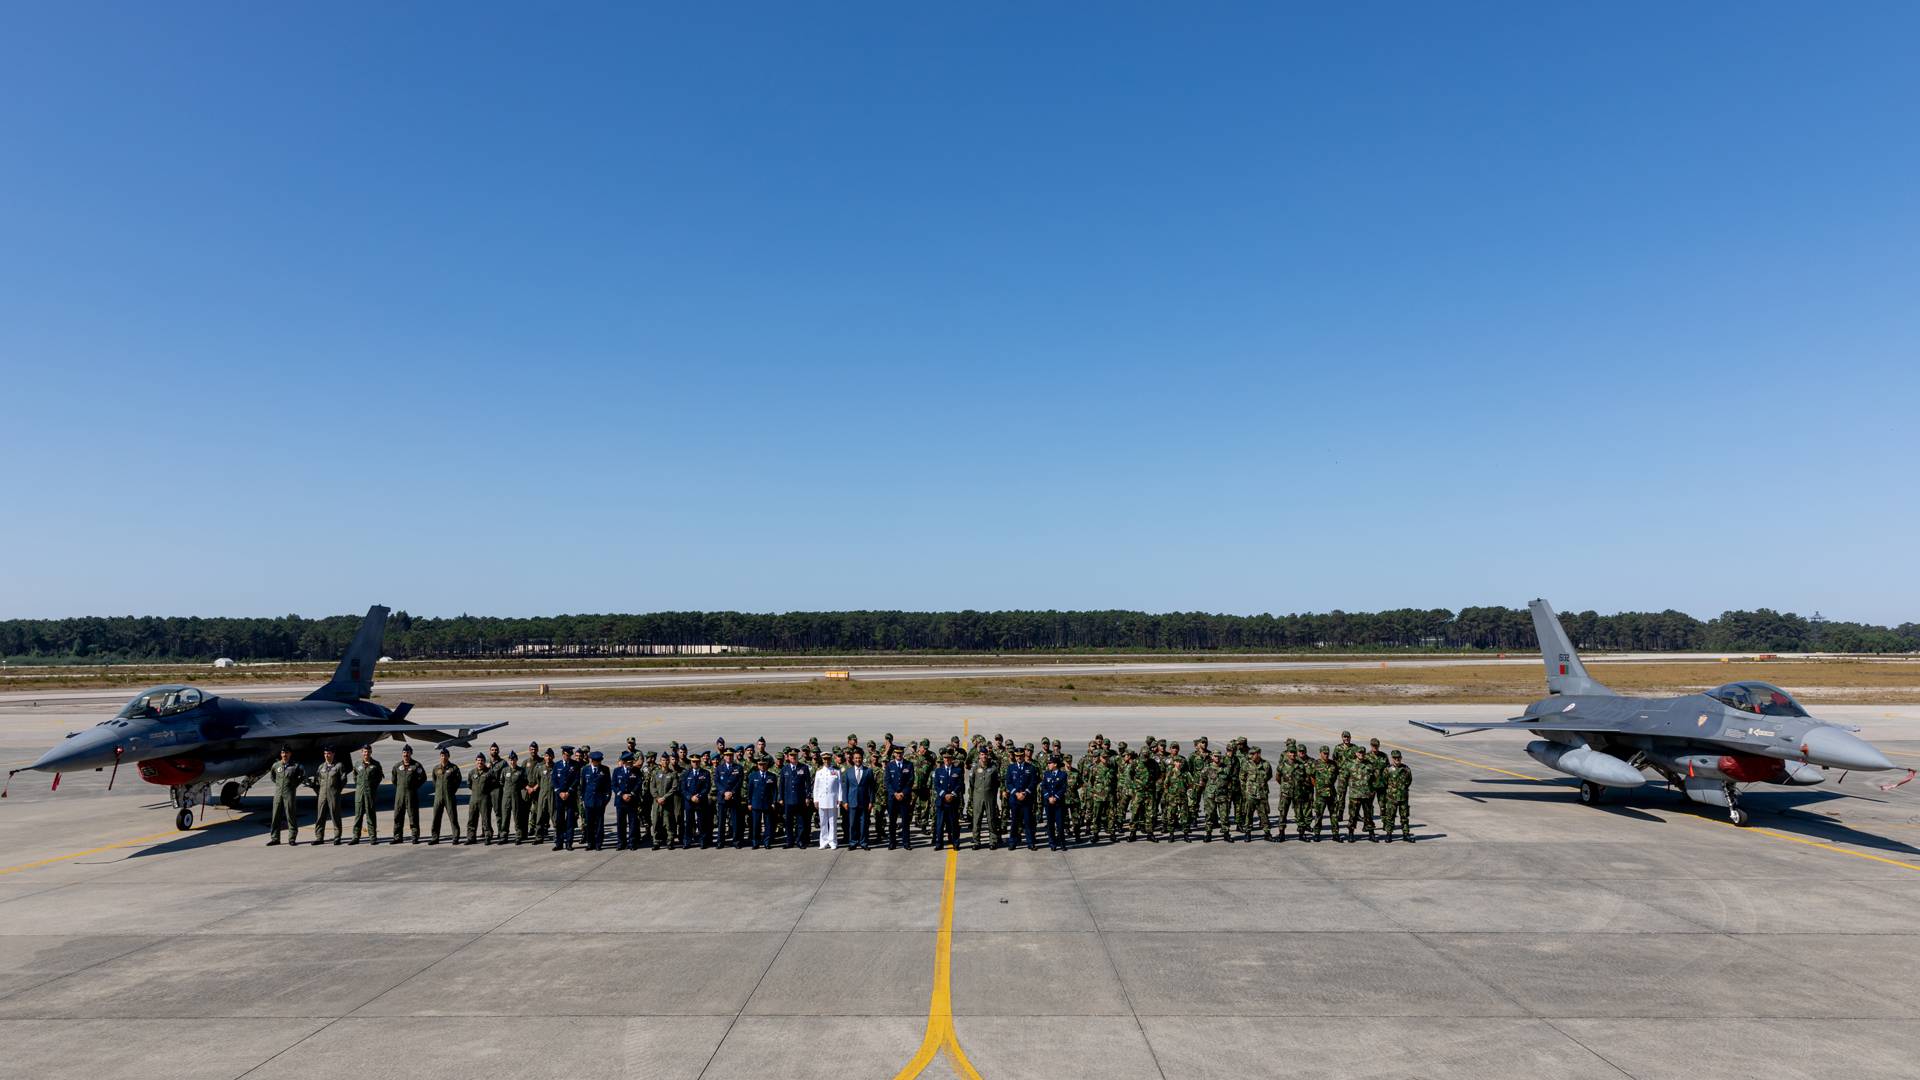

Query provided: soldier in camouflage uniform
[351,744,383,844]
[1161,757,1193,839]
[912,739,935,830]
[1199,751,1235,841]
[1274,746,1308,840]
[1342,743,1376,841]
[1381,749,1414,841]
[1239,745,1274,840]
[312,747,349,845]
[1186,737,1210,826]
[1084,751,1113,842]
[1126,750,1158,840]
[1307,746,1341,841]
[1331,730,1358,810]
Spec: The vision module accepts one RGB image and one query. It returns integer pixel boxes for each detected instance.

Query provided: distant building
[212,657,237,668]
[507,643,748,657]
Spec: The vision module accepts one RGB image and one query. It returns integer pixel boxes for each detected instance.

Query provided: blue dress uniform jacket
[780,762,812,847]
[715,761,745,846]
[579,762,612,850]
[549,759,579,849]
[612,763,644,849]
[884,759,916,848]
[1005,761,1039,849]
[931,764,965,848]
[680,767,714,849]
[746,767,777,848]
[1040,767,1070,849]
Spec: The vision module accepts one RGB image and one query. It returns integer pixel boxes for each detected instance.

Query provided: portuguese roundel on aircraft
[10,606,507,831]
[1412,600,1904,826]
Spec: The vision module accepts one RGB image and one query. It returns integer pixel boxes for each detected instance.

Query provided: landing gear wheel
[1579,781,1604,806]
[175,808,195,832]
[1728,806,1749,827]
[220,781,243,810]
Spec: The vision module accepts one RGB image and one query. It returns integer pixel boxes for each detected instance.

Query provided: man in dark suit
[841,748,875,850]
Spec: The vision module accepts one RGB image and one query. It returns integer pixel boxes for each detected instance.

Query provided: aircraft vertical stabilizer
[305,605,390,702]
[1530,599,1612,696]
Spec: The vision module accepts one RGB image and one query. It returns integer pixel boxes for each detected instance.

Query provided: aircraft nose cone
[1799,726,1894,772]
[29,728,119,773]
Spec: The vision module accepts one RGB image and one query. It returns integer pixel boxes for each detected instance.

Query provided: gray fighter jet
[16,606,505,830]
[1411,599,1898,825]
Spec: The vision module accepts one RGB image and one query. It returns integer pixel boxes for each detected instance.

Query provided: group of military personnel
[257,729,1414,850]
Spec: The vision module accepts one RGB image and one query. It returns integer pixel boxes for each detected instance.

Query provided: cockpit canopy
[1709,681,1808,718]
[107,685,206,724]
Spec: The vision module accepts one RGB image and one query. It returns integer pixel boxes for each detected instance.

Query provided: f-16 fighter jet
[15,606,505,830]
[1412,599,1899,825]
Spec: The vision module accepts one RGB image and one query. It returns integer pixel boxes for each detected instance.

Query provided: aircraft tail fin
[305,605,390,702]
[1530,599,1612,696]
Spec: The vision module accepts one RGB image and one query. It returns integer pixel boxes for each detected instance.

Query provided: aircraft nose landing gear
[1723,782,1749,826]
[175,807,195,831]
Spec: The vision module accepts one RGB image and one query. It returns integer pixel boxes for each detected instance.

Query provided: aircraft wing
[257,719,509,747]
[1409,716,1637,738]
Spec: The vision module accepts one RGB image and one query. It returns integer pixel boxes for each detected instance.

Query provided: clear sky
[3,4,1917,623]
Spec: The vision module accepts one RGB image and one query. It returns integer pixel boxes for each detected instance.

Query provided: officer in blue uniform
[680,755,713,849]
[1005,747,1038,850]
[612,750,643,850]
[780,750,811,848]
[931,748,965,849]
[884,746,916,849]
[579,750,611,850]
[1041,754,1071,850]
[714,748,745,848]
[550,745,579,851]
[746,755,777,849]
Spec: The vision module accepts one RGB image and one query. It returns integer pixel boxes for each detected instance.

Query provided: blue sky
[3,4,1917,622]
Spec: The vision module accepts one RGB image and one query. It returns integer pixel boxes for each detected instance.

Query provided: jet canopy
[1708,681,1808,718]
[109,685,206,723]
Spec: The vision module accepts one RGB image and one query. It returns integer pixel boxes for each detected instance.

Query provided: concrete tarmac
[2,703,1918,1080]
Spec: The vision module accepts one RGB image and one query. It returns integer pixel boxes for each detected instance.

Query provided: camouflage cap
[1369,738,1381,747]
[1340,730,1352,738]
[1319,745,1331,754]
[1390,750,1402,759]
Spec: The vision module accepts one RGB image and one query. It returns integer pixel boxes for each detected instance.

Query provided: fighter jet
[1411,599,1900,825]
[14,605,506,831]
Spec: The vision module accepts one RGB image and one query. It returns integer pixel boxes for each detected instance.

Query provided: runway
[1,703,1917,1080]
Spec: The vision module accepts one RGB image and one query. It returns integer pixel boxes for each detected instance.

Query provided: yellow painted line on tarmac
[1679,815,1920,873]
[0,817,237,876]
[1285,717,1549,782]
[892,718,983,1080]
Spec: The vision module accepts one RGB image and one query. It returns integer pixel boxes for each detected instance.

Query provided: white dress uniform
[813,766,843,848]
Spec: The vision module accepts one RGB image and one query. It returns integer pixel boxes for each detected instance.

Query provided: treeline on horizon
[2,606,1916,663]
